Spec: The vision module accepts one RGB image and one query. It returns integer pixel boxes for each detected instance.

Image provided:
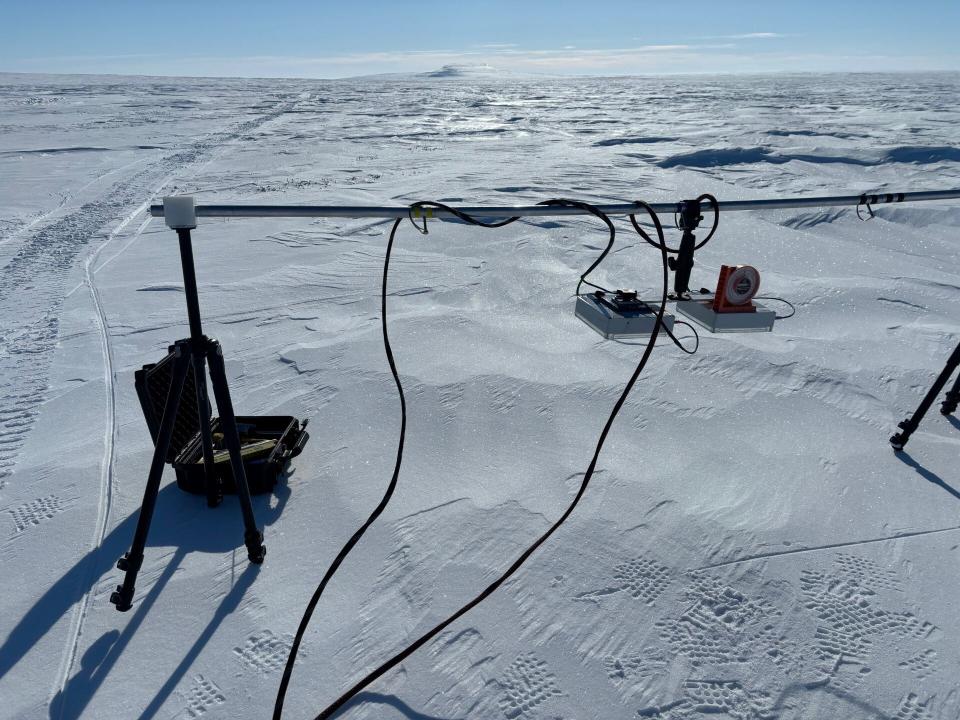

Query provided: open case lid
[134,346,210,463]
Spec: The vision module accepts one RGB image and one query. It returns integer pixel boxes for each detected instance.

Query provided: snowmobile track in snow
[0,95,313,713]
[53,200,160,711]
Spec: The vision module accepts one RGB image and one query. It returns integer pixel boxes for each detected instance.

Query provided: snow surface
[1,70,960,720]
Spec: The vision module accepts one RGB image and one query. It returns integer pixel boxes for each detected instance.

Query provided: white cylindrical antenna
[163,196,197,230]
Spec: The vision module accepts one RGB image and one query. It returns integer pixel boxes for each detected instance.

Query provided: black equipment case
[135,348,308,495]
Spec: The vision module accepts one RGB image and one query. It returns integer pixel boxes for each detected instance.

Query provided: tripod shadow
[48,547,189,720]
[0,474,290,717]
[770,679,890,718]
[896,449,960,501]
[132,559,258,720]
[49,554,260,720]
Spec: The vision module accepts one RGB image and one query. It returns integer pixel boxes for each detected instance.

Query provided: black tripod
[110,225,265,612]
[890,341,960,451]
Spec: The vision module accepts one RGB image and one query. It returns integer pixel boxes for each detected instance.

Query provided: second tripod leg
[111,349,191,611]
[206,341,266,564]
[192,353,222,508]
[891,341,960,450]
[941,370,960,416]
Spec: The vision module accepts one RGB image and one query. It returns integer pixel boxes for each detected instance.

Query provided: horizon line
[3,67,959,83]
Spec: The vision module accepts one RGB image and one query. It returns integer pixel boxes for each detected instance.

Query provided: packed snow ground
[1,69,959,720]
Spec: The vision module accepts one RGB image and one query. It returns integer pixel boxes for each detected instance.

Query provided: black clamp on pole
[110,196,266,612]
[669,198,703,297]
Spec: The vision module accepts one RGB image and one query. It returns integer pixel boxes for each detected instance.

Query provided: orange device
[711,265,760,313]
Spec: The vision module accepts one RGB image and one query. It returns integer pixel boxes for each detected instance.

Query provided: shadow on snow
[0,474,290,719]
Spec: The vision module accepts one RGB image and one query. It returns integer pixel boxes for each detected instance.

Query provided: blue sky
[2,0,958,78]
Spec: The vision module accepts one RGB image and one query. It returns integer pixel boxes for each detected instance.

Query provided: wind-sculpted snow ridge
[592,136,679,147]
[1,71,960,719]
[654,144,960,169]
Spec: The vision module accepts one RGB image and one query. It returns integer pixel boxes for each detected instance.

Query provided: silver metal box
[575,295,674,339]
[675,299,775,333]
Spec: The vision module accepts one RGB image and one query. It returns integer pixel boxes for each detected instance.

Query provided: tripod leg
[891,341,960,450]
[941,368,960,416]
[205,340,266,564]
[111,349,191,611]
[192,353,222,508]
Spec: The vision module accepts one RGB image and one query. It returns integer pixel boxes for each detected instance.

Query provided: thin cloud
[717,32,787,39]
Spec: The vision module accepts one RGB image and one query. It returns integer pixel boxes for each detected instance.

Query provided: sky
[2,0,958,78]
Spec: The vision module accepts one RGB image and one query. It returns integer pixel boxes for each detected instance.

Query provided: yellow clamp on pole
[411,206,433,234]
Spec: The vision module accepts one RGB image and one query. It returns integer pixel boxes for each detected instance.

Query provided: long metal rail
[149,189,960,221]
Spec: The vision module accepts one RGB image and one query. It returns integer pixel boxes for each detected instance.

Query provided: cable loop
[856,197,875,221]
[637,193,718,253]
[664,319,700,354]
[537,198,617,296]
[694,193,720,248]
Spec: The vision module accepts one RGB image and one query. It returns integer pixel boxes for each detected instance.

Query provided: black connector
[116,551,142,573]
[110,585,134,612]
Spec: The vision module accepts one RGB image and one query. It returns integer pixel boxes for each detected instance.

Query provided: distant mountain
[421,64,504,78]
[345,64,555,81]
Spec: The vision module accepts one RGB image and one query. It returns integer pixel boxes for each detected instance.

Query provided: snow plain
[1,68,959,720]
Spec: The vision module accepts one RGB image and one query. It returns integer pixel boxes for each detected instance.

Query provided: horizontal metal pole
[148,189,960,221]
